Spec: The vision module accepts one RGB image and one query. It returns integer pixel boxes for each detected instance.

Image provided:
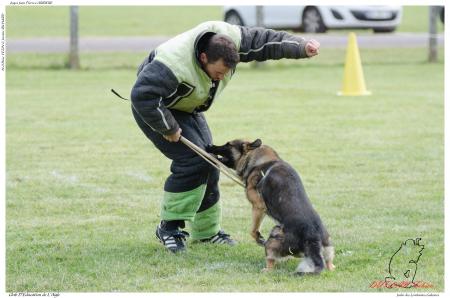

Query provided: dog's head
[206,139,262,170]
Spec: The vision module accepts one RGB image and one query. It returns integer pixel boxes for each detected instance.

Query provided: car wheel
[373,27,396,33]
[302,7,326,33]
[225,11,244,26]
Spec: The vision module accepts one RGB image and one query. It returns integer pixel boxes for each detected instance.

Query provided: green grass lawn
[5,47,444,292]
[5,5,444,38]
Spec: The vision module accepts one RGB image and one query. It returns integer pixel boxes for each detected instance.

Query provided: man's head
[199,34,239,81]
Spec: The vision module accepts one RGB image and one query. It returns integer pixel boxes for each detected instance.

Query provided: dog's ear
[242,139,262,152]
[249,139,262,149]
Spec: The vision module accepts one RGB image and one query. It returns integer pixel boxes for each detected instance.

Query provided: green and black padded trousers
[132,108,221,240]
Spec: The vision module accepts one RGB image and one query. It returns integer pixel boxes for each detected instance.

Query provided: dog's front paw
[252,231,266,246]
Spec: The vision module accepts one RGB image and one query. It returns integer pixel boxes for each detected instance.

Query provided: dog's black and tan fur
[207,139,335,274]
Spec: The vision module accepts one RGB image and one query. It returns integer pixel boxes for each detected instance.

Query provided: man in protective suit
[130,21,320,253]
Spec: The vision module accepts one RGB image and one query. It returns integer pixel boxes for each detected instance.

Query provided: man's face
[200,54,230,81]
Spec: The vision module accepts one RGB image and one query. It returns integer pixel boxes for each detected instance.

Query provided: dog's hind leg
[323,245,335,271]
[322,233,335,271]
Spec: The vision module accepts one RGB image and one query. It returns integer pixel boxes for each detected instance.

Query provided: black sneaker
[200,230,237,246]
[156,223,190,253]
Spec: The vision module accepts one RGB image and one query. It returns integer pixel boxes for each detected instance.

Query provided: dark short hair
[204,34,240,69]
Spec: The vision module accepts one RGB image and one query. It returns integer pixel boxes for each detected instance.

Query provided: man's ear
[249,139,262,149]
[200,52,208,65]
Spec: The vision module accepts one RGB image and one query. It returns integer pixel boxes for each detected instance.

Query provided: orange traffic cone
[337,32,371,96]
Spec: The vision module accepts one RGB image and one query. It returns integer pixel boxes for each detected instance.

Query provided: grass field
[5,47,444,292]
[5,5,444,38]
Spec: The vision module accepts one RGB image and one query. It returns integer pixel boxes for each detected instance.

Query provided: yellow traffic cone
[337,32,371,96]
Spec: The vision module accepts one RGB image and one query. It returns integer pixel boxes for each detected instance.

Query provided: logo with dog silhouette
[370,238,433,289]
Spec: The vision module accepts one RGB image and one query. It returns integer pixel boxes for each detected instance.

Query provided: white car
[224,6,403,33]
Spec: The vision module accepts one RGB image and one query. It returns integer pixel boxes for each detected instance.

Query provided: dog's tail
[298,237,325,274]
[283,219,326,274]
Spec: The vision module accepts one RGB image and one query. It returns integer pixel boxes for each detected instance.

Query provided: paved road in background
[7,33,444,53]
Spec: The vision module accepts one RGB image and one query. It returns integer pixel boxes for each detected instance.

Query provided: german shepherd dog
[207,139,335,274]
